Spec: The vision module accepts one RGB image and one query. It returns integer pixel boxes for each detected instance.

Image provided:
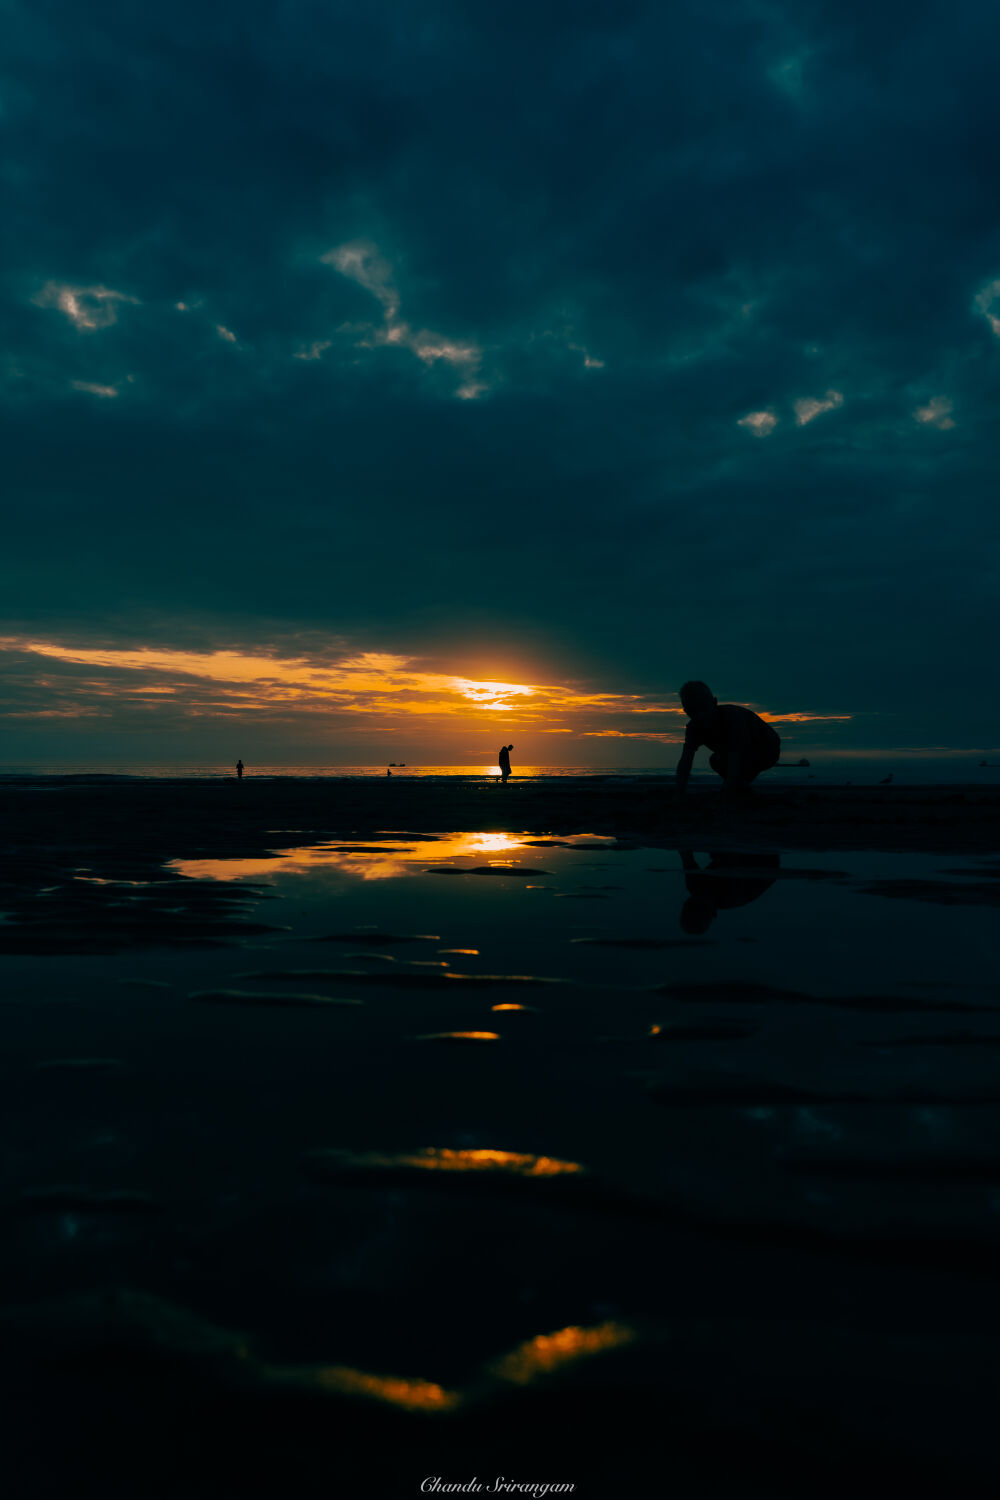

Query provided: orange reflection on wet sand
[170,830,531,883]
[314,1365,461,1411]
[407,1147,580,1175]
[360,1148,583,1177]
[490,1322,636,1385]
[417,1031,501,1042]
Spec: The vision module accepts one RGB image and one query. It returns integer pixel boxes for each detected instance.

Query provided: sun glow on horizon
[0,634,853,748]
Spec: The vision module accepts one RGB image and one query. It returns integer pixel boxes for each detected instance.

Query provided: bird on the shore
[879,772,893,785]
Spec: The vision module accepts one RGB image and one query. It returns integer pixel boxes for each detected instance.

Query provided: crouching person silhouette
[675,681,780,798]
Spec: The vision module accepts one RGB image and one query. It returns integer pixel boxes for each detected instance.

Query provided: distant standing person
[675,682,780,796]
[498,744,513,782]
[236,759,244,780]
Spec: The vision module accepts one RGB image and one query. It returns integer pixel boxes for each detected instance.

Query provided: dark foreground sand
[2,778,999,1497]
[5,775,1000,863]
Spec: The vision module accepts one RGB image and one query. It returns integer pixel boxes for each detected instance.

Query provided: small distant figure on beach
[498,744,514,782]
[675,682,780,797]
[236,759,244,780]
[387,768,392,777]
[679,850,780,933]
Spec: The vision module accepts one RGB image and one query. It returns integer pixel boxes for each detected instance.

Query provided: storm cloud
[2,0,999,758]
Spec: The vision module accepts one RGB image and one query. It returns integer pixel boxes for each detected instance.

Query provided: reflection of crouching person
[679,850,781,932]
[675,681,780,798]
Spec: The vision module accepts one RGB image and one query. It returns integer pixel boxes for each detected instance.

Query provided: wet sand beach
[5,774,1000,871]
[2,777,1000,1496]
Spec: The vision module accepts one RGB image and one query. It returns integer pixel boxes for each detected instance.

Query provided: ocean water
[1,757,998,784]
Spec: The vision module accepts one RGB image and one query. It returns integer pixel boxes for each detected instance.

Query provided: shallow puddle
[165,833,997,1006]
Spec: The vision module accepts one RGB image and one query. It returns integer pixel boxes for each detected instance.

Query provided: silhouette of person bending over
[675,682,780,797]
[679,849,780,933]
[498,744,513,782]
[236,759,245,780]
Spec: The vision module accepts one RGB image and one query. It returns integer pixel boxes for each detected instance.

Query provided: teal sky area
[3,1,999,763]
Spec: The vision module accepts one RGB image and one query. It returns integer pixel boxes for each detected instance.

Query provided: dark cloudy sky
[2,0,999,763]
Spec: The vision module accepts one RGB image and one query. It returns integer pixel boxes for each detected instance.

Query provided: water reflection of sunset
[289,1320,637,1413]
[415,1030,501,1042]
[313,1366,462,1412]
[295,1322,637,1411]
[490,1323,636,1385]
[310,1147,584,1178]
[170,829,571,882]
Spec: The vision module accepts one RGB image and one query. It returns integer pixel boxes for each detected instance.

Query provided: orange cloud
[0,635,852,746]
[758,711,852,723]
[581,729,682,743]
